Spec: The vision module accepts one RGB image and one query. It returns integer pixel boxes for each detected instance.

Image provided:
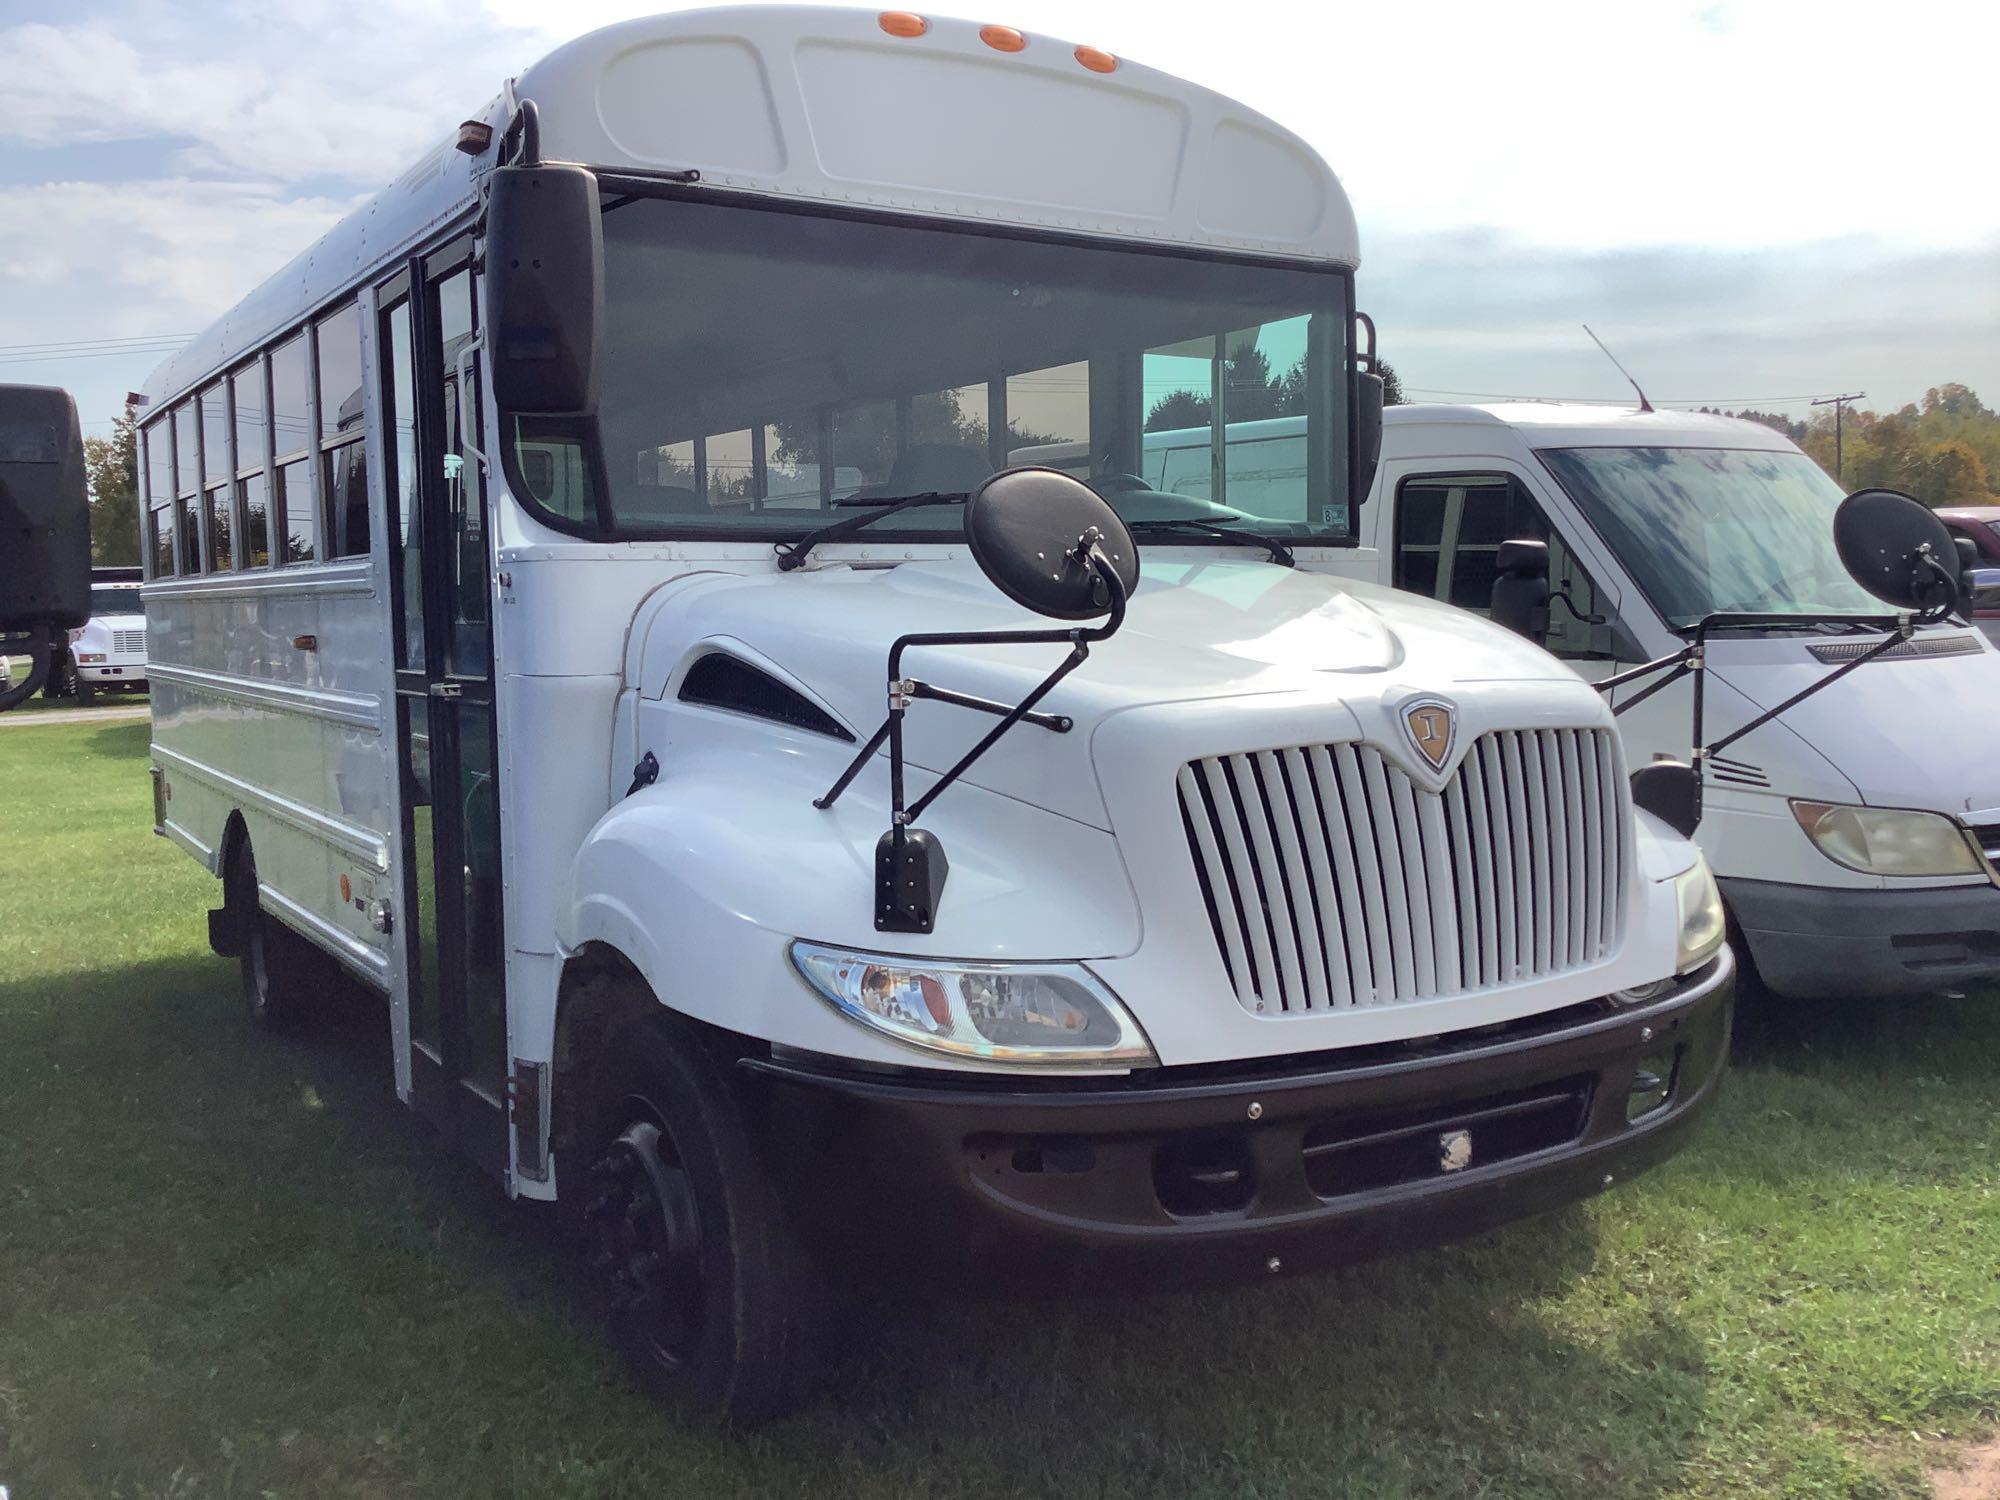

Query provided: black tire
[226,842,317,1031]
[568,993,821,1424]
[74,678,96,707]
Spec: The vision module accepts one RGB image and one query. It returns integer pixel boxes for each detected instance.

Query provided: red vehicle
[1937,507,2000,645]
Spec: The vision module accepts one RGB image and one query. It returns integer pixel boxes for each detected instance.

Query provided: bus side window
[1393,474,1608,659]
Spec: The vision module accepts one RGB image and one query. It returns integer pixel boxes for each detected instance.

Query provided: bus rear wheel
[227,843,316,1031]
[570,1000,820,1425]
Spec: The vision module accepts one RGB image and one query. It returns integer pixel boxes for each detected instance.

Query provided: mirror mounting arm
[815,542,1125,819]
[814,539,1129,934]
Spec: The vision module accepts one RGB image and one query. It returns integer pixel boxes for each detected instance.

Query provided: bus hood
[632,556,1599,829]
[1705,630,2000,819]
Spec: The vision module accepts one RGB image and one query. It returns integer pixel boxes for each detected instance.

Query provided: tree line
[1697,383,1998,508]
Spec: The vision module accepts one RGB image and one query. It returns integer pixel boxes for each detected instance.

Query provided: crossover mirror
[964,466,1139,620]
[817,466,1140,932]
[0,384,90,711]
[1833,487,1962,615]
[483,162,604,416]
[1489,537,1552,641]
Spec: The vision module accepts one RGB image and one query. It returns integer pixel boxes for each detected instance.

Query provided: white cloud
[0,8,533,185]
[0,0,1994,427]
[0,178,355,323]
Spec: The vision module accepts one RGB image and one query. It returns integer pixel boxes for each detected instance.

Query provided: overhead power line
[0,332,193,368]
[0,332,196,354]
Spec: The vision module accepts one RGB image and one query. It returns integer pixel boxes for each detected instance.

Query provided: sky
[1,0,1995,440]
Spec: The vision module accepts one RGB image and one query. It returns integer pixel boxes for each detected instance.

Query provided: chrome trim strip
[152,743,389,871]
[260,880,391,984]
[161,816,217,872]
[141,561,374,602]
[149,662,381,731]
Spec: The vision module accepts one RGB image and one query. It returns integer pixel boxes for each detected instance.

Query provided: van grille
[113,629,147,655]
[1177,729,1626,1015]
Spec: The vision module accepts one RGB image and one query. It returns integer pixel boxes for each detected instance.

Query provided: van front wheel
[572,1004,820,1425]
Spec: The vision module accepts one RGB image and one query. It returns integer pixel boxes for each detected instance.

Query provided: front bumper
[77,663,145,682]
[1723,875,2000,999]
[741,951,1733,1294]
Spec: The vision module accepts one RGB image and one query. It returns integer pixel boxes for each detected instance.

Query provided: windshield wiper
[1130,517,1295,567]
[1682,617,1888,636]
[775,491,968,572]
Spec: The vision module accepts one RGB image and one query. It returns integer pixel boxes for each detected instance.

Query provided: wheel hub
[587,1115,705,1366]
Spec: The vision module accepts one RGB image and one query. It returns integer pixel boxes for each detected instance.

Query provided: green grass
[0,719,1995,1498]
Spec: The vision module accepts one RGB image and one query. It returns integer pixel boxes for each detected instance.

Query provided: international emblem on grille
[1438,1129,1473,1173]
[1402,698,1457,772]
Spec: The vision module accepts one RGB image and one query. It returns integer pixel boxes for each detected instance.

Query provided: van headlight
[1672,856,1726,975]
[790,942,1154,1067]
[1791,801,1982,878]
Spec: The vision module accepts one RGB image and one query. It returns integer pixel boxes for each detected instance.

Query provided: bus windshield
[89,585,143,617]
[1537,445,1882,628]
[507,193,1352,544]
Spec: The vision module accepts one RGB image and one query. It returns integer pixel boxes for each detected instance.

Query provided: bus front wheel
[569,995,821,1425]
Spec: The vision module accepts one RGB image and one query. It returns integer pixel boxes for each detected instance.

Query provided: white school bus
[134,7,1733,1420]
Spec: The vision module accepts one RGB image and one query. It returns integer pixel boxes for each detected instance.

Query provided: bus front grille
[113,630,147,655]
[1176,729,1627,1015]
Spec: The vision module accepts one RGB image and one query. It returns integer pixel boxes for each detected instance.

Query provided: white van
[1343,404,2000,1001]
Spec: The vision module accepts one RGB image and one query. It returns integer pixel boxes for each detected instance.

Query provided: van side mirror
[484,164,604,416]
[1352,371,1384,506]
[1489,537,1551,641]
[1968,566,2000,614]
[0,384,89,710]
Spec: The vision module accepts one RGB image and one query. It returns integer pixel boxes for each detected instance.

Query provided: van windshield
[506,194,1353,544]
[1538,445,1883,628]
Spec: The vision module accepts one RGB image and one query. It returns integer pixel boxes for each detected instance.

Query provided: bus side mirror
[484,164,604,416]
[1352,371,1384,506]
[1489,538,1551,641]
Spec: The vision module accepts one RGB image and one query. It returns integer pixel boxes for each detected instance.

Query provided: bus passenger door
[381,240,510,1180]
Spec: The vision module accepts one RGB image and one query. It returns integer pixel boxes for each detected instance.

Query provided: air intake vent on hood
[678,653,853,741]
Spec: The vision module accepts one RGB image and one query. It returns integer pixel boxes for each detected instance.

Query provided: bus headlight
[790,942,1154,1067]
[1791,801,1982,878]
[1673,856,1726,975]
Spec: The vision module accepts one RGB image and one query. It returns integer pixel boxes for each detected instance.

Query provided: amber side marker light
[979,24,1027,52]
[879,11,928,36]
[1074,45,1117,73]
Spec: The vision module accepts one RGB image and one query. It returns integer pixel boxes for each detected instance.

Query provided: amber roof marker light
[1074,45,1118,73]
[879,11,928,37]
[979,24,1027,52]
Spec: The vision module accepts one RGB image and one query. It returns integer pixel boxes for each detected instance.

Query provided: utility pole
[1811,392,1866,482]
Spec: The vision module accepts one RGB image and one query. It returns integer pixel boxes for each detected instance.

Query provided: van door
[1389,470,1623,668]
[381,240,510,1180]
